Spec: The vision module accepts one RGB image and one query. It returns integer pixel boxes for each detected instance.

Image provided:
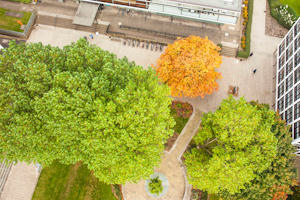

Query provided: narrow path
[123,108,202,200]
[168,108,202,159]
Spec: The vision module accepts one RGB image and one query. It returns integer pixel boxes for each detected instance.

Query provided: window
[295,83,300,101]
[286,31,294,46]
[280,113,284,120]
[278,97,284,112]
[279,54,285,69]
[278,82,285,98]
[295,50,300,67]
[294,121,300,139]
[286,74,293,91]
[295,66,300,84]
[286,59,293,76]
[295,20,300,37]
[285,90,293,108]
[278,68,285,83]
[295,102,300,120]
[285,107,293,124]
[295,35,300,52]
[286,44,294,61]
[279,40,285,56]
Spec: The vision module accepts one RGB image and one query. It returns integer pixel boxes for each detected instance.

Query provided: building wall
[81,0,241,25]
[275,18,300,140]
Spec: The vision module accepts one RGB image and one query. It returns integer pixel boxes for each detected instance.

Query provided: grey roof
[73,2,99,26]
[167,0,242,12]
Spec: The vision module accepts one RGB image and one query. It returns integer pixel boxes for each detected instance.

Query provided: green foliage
[171,102,192,134]
[184,96,277,195]
[32,161,117,200]
[226,102,296,200]
[268,0,299,29]
[148,177,163,195]
[280,0,300,15]
[0,8,32,32]
[7,0,32,3]
[238,0,253,58]
[112,185,122,200]
[288,186,300,200]
[0,39,174,184]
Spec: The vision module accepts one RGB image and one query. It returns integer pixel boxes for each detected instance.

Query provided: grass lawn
[280,0,300,16]
[32,161,117,200]
[8,0,32,3]
[0,8,32,32]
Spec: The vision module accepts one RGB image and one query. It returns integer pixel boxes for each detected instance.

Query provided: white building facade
[275,18,300,149]
[82,0,242,25]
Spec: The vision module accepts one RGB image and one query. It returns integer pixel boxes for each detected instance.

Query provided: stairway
[0,160,12,197]
[36,15,109,34]
[221,45,237,57]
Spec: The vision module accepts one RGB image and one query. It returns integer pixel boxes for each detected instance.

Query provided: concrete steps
[36,15,108,34]
[0,160,12,197]
[221,45,237,57]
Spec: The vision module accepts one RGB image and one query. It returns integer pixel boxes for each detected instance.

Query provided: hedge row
[7,0,32,3]
[237,0,254,58]
[268,0,298,29]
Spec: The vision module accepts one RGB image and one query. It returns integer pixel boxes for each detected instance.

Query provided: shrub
[148,177,163,195]
[8,0,32,3]
[238,0,253,58]
[268,0,298,29]
[275,5,298,27]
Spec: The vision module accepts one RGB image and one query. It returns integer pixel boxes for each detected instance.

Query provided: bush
[238,0,253,58]
[268,0,298,29]
[148,177,163,195]
[8,0,32,3]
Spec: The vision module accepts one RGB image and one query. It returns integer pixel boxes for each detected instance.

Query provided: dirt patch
[265,0,288,38]
[171,101,193,118]
[5,11,23,18]
[60,162,81,199]
[165,133,179,151]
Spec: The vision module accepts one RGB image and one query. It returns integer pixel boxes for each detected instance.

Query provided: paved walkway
[0,162,39,200]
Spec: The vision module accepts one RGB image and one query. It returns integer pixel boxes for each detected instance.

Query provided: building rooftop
[166,0,242,12]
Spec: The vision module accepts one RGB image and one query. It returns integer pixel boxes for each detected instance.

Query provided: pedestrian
[253,69,257,74]
[89,34,94,39]
[250,52,253,56]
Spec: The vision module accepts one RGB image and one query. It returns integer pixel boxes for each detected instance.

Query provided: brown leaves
[153,36,222,98]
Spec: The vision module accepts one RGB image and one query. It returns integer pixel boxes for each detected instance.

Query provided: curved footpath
[122,109,202,200]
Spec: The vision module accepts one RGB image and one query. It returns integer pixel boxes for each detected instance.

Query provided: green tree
[228,102,296,200]
[0,39,174,184]
[184,96,277,195]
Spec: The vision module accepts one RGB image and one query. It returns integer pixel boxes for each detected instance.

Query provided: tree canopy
[229,102,296,200]
[184,96,278,195]
[153,35,222,98]
[0,39,174,184]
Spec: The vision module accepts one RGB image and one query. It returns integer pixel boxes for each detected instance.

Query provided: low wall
[0,12,36,38]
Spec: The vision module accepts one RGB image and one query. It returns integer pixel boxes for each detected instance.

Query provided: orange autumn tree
[153,36,222,98]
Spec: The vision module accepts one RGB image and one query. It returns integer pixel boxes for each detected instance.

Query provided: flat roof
[165,0,242,12]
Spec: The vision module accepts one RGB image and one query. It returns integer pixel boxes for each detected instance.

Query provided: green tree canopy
[229,102,296,200]
[184,96,278,195]
[0,39,174,184]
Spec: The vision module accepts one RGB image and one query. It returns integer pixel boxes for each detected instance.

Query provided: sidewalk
[0,162,39,200]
